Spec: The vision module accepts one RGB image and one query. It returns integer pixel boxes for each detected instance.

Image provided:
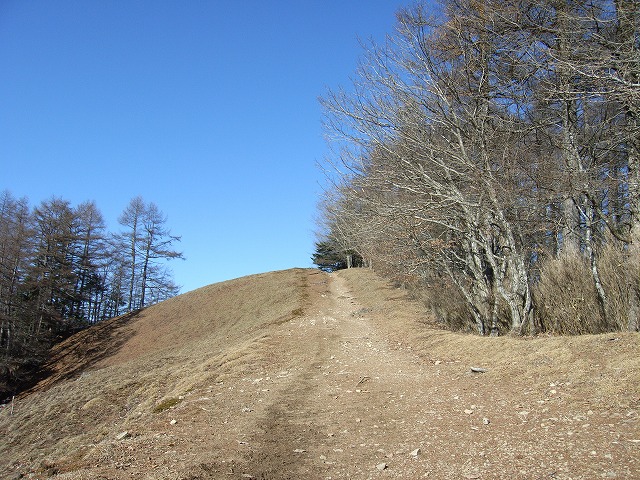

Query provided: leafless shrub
[534,254,598,334]
[534,246,630,334]
[598,244,633,330]
[411,280,474,332]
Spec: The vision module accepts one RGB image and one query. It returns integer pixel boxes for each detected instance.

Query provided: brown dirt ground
[0,268,638,479]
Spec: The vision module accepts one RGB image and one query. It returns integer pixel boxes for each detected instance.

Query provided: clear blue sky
[1,0,411,293]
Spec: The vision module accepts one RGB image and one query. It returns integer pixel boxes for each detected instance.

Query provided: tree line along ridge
[314,0,639,336]
[0,192,182,399]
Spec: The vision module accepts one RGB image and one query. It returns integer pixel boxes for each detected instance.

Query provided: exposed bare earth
[1,268,638,479]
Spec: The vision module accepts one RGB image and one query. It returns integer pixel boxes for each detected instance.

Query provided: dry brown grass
[409,278,476,332]
[534,246,631,334]
[0,268,315,477]
[338,267,640,409]
[1,266,637,479]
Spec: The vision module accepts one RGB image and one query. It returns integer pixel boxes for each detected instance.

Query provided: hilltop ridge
[1,267,638,479]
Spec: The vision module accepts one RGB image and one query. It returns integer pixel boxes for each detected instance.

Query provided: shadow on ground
[18,310,143,397]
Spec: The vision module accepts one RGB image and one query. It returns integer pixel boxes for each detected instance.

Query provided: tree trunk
[628,227,640,332]
[139,235,153,309]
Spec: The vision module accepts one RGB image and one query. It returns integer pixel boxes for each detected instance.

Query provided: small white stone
[376,462,387,471]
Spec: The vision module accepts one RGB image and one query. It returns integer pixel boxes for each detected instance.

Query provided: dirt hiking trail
[1,268,638,479]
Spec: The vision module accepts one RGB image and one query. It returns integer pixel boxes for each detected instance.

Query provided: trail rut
[2,268,637,480]
[228,272,430,479]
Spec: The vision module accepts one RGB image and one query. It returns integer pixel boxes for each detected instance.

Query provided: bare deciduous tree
[318,0,639,334]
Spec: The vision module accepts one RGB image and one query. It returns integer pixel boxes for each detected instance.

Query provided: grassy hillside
[0,268,314,477]
[0,267,637,479]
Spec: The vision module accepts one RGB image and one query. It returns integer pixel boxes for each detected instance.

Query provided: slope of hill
[0,267,638,479]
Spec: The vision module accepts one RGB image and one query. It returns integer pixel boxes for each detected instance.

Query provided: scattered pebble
[410,448,421,457]
[376,462,387,471]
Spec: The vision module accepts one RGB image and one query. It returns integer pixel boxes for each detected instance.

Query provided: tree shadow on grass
[16,309,144,398]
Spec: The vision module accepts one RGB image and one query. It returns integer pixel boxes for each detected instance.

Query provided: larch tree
[72,201,107,323]
[0,191,184,398]
[117,197,182,312]
[138,201,183,308]
[0,191,33,357]
[118,196,146,312]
